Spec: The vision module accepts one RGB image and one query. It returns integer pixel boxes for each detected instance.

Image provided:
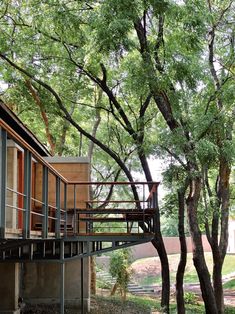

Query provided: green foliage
[196,139,219,166]
[184,292,198,305]
[221,140,235,163]
[0,3,235,310]
[109,249,133,292]
[96,279,113,290]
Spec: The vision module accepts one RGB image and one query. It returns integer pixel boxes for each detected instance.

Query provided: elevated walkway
[1,116,158,261]
[0,113,158,314]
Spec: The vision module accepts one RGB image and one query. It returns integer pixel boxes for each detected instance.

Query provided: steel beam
[81,242,84,314]
[0,127,7,238]
[60,240,65,314]
[0,236,152,263]
[153,191,158,234]
[64,233,153,242]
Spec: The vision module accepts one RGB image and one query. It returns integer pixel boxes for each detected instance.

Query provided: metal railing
[67,181,159,235]
[0,119,159,240]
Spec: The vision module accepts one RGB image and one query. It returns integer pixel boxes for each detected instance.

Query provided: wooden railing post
[0,127,7,238]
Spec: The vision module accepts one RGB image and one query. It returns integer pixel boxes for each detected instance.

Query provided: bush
[184,292,198,305]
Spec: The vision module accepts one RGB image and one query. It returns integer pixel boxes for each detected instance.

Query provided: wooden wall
[33,159,90,233]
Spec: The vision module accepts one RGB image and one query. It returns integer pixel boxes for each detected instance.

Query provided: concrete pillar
[0,263,20,314]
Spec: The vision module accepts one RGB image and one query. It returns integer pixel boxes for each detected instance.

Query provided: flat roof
[44,157,90,163]
[0,100,51,156]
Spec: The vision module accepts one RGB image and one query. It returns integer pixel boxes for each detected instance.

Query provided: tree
[109,249,133,301]
[162,164,189,313]
[0,1,234,313]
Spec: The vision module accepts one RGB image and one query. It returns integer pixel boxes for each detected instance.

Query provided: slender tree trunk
[213,258,224,314]
[110,282,118,296]
[151,237,170,313]
[212,158,231,313]
[90,256,96,295]
[186,177,218,314]
[176,184,188,314]
[150,194,170,313]
[87,89,102,296]
[25,79,56,155]
[140,155,170,313]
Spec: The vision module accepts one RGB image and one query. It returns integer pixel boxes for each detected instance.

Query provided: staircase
[97,271,155,295]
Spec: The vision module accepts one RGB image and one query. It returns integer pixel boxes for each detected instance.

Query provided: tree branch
[154,15,164,73]
[25,79,56,155]
[160,146,188,170]
[0,53,140,199]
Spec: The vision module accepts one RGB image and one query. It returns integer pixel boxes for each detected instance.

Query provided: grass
[140,275,161,285]
[224,278,235,290]
[131,253,235,285]
[93,294,235,313]
[128,294,160,309]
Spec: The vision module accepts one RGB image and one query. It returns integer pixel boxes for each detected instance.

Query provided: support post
[56,177,61,238]
[60,240,65,314]
[42,166,49,238]
[73,185,77,234]
[0,127,7,238]
[81,242,84,314]
[23,150,32,239]
[153,191,158,234]
[64,183,67,237]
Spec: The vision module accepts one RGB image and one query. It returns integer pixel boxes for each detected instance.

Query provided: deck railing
[0,119,159,240]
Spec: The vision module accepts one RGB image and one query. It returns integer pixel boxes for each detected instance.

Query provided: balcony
[0,118,158,262]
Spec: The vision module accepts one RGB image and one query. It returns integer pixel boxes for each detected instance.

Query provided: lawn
[131,253,235,285]
[92,294,235,314]
[224,278,235,290]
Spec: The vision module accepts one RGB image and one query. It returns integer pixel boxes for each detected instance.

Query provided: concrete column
[0,263,20,314]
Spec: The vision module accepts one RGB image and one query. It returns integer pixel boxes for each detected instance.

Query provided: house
[0,101,157,314]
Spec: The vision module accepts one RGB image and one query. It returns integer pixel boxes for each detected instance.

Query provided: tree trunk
[150,190,170,313]
[139,155,170,313]
[90,256,96,295]
[212,157,231,313]
[176,184,187,314]
[25,79,56,155]
[213,258,224,314]
[110,282,118,296]
[186,177,218,314]
[151,237,170,313]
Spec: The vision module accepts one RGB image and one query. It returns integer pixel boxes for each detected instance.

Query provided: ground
[22,254,235,313]
[21,296,150,314]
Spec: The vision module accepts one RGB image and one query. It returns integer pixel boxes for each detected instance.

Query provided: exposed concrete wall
[0,263,20,314]
[131,235,211,260]
[22,259,90,308]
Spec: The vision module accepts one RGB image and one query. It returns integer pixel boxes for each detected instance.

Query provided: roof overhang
[0,100,51,157]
